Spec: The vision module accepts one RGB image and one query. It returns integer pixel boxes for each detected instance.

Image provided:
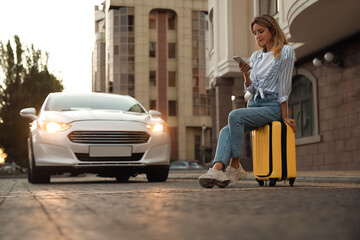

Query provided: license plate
[89,146,132,157]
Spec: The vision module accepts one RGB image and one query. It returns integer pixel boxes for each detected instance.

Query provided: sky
[0,0,104,93]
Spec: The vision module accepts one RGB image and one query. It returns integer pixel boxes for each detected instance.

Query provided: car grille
[68,131,150,144]
[75,152,144,161]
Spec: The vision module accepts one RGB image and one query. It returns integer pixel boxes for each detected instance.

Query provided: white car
[20,92,171,183]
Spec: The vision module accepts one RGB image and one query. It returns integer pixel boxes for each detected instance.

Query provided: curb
[1,171,360,184]
[168,170,360,184]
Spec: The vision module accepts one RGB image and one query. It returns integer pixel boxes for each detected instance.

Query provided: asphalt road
[0,175,359,240]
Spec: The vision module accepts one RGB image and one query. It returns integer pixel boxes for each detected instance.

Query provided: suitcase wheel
[256,179,264,187]
[269,179,277,187]
[289,178,295,187]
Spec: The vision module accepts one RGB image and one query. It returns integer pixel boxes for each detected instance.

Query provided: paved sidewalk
[169,169,360,184]
[1,170,360,184]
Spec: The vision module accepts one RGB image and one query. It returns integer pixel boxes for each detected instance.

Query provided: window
[149,42,156,58]
[149,12,156,29]
[259,0,279,16]
[289,75,314,138]
[114,45,119,55]
[192,11,209,116]
[128,74,134,97]
[128,15,134,25]
[168,101,177,116]
[150,100,157,110]
[193,95,209,116]
[114,16,119,26]
[168,43,176,58]
[167,11,176,30]
[109,7,135,96]
[288,69,321,145]
[128,43,134,55]
[150,71,156,87]
[168,71,176,87]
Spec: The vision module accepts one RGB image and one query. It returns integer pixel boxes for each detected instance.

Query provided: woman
[199,15,296,188]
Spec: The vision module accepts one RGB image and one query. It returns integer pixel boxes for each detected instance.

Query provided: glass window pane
[150,71,156,87]
[259,0,268,15]
[120,45,127,54]
[168,71,176,87]
[169,101,177,116]
[119,7,126,14]
[192,47,198,58]
[293,103,302,138]
[128,15,134,25]
[168,12,176,30]
[193,105,200,116]
[302,99,313,137]
[269,0,278,15]
[150,100,157,110]
[192,20,198,30]
[114,45,119,55]
[114,16,119,26]
[149,13,156,29]
[120,15,127,25]
[289,75,314,139]
[301,77,312,99]
[168,43,176,58]
[149,42,156,57]
[120,26,127,32]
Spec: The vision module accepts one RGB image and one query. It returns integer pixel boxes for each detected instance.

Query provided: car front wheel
[28,138,50,184]
[146,165,169,182]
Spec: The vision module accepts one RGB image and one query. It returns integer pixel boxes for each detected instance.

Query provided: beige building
[93,6,106,93]
[92,0,211,162]
[208,0,360,170]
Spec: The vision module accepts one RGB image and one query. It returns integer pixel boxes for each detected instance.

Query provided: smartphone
[232,56,246,64]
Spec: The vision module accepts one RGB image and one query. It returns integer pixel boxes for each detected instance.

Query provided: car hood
[40,110,152,123]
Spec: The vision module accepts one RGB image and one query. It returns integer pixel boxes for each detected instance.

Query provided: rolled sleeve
[244,82,255,94]
[277,45,295,103]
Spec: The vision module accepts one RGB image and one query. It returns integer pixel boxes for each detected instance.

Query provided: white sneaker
[198,168,230,188]
[225,164,247,186]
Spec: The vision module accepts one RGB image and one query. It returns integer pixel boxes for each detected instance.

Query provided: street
[0,174,359,240]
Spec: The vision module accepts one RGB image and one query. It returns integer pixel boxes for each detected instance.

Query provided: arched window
[289,75,314,138]
[288,69,321,145]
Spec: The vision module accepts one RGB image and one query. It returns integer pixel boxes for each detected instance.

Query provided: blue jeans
[213,94,282,169]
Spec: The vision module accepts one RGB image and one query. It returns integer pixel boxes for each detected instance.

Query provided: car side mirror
[20,108,38,120]
[149,110,161,118]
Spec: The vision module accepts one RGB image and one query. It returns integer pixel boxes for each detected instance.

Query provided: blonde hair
[250,15,288,59]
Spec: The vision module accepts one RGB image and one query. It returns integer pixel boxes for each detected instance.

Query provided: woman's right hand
[239,62,252,75]
[239,62,252,87]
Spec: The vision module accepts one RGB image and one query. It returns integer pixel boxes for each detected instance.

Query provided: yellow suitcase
[252,121,296,187]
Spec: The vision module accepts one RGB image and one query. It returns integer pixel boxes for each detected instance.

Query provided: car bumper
[31,121,171,169]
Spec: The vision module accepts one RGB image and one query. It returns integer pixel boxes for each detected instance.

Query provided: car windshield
[44,94,146,113]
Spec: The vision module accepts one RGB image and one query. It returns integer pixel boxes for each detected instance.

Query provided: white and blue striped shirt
[245,44,295,103]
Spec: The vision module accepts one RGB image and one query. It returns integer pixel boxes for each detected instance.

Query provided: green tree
[0,35,64,166]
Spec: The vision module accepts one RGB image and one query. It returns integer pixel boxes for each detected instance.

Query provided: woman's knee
[219,125,230,135]
[228,109,245,124]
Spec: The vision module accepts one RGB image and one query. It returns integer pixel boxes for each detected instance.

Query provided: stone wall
[295,34,360,170]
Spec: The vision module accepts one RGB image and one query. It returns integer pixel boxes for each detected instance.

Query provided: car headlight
[146,123,167,132]
[37,121,71,133]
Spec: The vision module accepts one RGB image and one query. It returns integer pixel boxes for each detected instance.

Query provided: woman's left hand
[283,117,296,133]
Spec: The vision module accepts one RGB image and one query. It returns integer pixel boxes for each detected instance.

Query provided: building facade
[93,6,106,92]
[92,0,212,162]
[208,0,360,170]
